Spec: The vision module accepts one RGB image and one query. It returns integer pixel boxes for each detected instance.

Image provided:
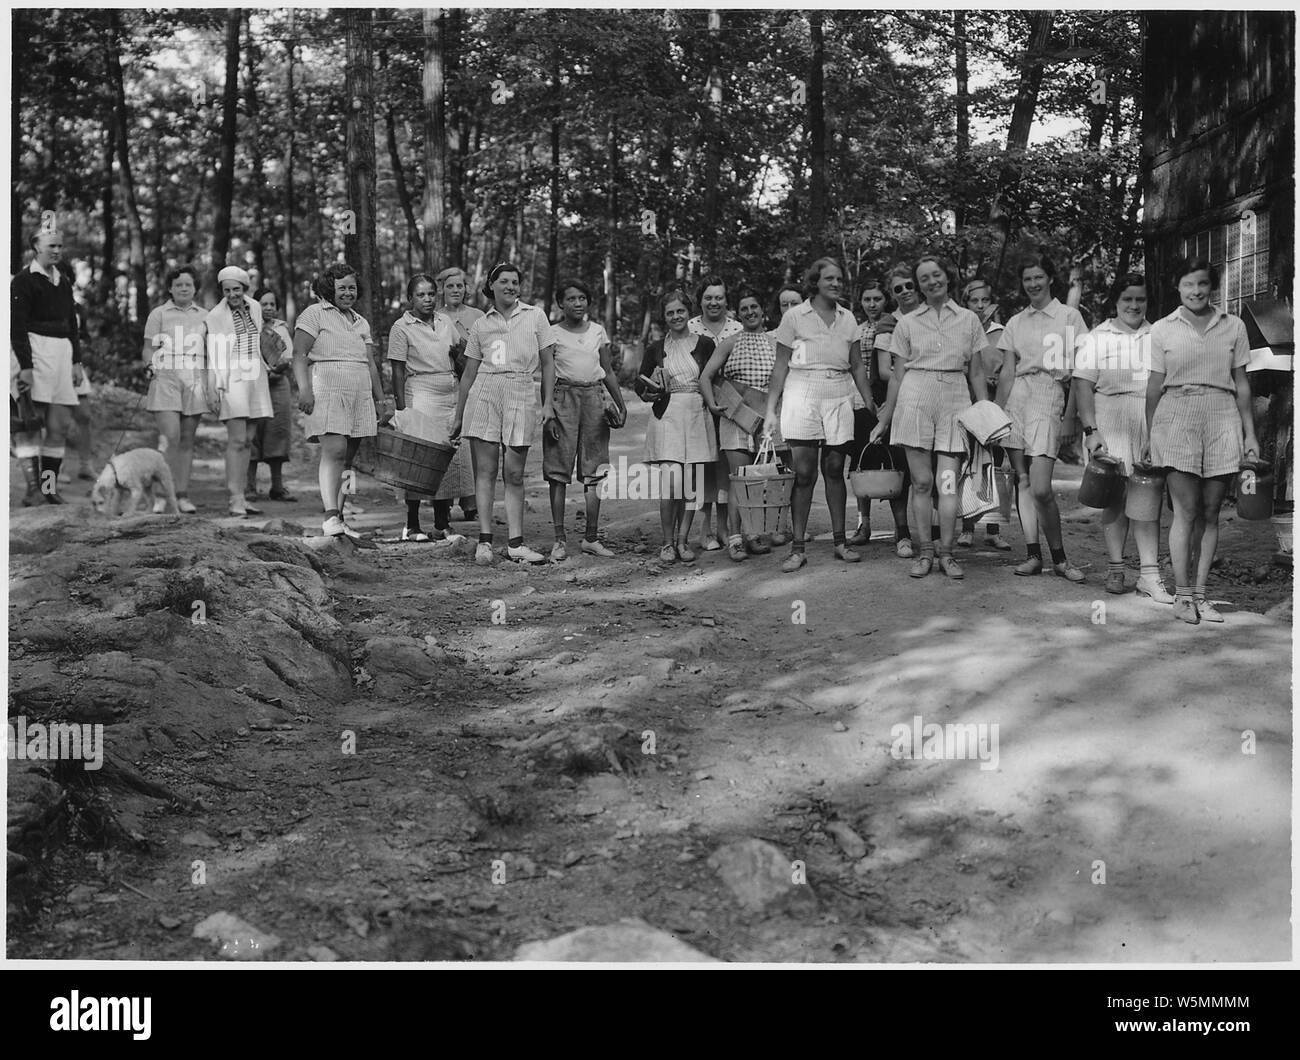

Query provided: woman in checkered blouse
[1143,256,1260,624]
[699,286,779,562]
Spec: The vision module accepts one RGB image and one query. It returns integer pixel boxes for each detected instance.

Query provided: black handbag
[10,391,43,434]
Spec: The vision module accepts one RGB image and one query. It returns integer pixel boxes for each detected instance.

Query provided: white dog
[90,448,179,516]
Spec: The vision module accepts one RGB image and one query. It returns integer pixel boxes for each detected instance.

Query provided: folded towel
[956,399,1012,447]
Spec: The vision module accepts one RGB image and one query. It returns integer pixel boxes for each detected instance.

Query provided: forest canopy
[12,7,1143,380]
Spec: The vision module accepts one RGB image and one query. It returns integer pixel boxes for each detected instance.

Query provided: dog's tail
[155,460,181,514]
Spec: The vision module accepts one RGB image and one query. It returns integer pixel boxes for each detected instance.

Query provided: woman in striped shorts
[1074,273,1174,604]
[995,256,1088,582]
[762,258,874,572]
[699,286,778,562]
[452,262,557,566]
[870,256,988,579]
[207,265,274,517]
[437,265,484,522]
[292,262,382,539]
[635,289,718,563]
[388,273,474,541]
[1144,257,1259,624]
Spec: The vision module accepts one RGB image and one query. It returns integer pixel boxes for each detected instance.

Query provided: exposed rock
[824,821,868,860]
[707,838,817,915]
[514,919,718,962]
[192,911,282,960]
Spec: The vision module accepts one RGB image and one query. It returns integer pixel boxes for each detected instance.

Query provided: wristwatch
[1082,426,1097,436]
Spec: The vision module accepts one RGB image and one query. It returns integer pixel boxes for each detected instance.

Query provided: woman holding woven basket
[292,262,383,540]
[387,273,474,542]
[699,285,778,562]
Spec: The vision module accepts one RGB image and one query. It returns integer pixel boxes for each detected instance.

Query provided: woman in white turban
[206,265,276,516]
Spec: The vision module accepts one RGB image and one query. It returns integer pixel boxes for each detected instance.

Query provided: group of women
[140,250,1259,624]
[631,252,1259,624]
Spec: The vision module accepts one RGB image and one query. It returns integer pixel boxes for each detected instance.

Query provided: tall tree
[282,15,298,317]
[543,41,561,320]
[990,11,1055,260]
[700,10,724,266]
[421,9,446,272]
[343,8,381,332]
[954,10,970,230]
[244,12,267,285]
[808,11,828,243]
[210,9,242,293]
[107,11,149,324]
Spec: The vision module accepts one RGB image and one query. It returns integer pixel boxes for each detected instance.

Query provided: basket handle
[754,433,776,466]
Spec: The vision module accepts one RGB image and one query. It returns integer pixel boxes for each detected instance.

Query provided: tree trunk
[421,9,446,272]
[244,12,267,286]
[305,153,323,279]
[11,14,26,274]
[954,9,970,230]
[97,120,117,304]
[990,11,1055,272]
[604,115,618,341]
[542,42,561,320]
[700,11,723,267]
[210,9,242,298]
[108,12,149,325]
[283,16,298,317]
[808,10,828,243]
[446,9,468,266]
[385,95,423,272]
[343,8,381,334]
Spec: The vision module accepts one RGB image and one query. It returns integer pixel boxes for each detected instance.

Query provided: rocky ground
[5,386,1293,962]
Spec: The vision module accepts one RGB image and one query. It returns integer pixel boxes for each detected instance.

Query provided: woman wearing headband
[207,265,274,517]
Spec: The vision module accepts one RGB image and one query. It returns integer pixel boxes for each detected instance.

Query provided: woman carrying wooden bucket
[699,285,779,562]
[387,273,474,541]
[1073,273,1173,602]
[1143,256,1259,624]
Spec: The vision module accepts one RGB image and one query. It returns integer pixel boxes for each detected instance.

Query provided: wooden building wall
[1141,11,1295,316]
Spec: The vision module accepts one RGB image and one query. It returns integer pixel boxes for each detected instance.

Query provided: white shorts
[780,370,856,445]
[27,334,78,406]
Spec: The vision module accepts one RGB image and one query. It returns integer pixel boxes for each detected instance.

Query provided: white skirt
[645,391,717,465]
[406,371,474,500]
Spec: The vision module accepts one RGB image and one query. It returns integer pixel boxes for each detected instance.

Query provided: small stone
[192,911,282,961]
[701,617,716,627]
[648,658,676,678]
[180,831,221,848]
[1045,908,1075,927]
[306,945,339,962]
[157,915,182,930]
[692,770,713,781]
[824,821,868,860]
[520,586,537,595]
[562,850,584,867]
[574,803,604,818]
[831,721,848,733]
[468,897,498,913]
[707,837,817,914]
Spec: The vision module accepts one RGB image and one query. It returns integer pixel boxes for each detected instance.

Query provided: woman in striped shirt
[995,255,1088,582]
[1144,257,1259,624]
[1075,273,1173,603]
[292,263,383,539]
[452,262,557,566]
[699,286,778,562]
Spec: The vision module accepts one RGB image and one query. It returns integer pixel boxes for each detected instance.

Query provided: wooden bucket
[371,427,455,496]
[730,468,794,537]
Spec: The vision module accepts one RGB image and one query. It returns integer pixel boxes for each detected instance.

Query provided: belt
[406,367,455,377]
[789,367,849,379]
[1164,384,1234,395]
[555,378,603,387]
[908,367,965,374]
[479,369,534,378]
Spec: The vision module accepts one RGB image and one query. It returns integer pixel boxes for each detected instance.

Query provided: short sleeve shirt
[998,298,1089,379]
[144,300,208,370]
[442,304,484,345]
[1148,308,1251,392]
[888,300,985,371]
[295,301,373,363]
[387,310,457,374]
[552,321,609,383]
[773,301,859,371]
[1072,318,1152,396]
[464,300,553,374]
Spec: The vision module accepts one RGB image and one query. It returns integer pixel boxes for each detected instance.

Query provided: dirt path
[7,393,1292,962]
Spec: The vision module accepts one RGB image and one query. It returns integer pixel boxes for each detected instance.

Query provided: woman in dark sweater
[635,289,717,562]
